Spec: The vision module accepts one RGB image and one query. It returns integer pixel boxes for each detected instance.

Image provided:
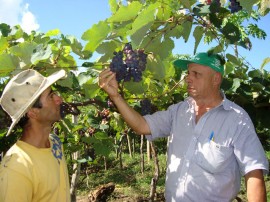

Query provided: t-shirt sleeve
[0,168,32,202]
[233,115,269,176]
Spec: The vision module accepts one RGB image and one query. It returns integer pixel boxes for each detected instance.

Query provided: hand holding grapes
[99,68,120,99]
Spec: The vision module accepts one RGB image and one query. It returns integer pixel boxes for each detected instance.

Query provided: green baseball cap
[173,52,224,75]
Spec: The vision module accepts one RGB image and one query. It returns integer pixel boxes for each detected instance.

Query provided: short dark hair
[17,96,43,128]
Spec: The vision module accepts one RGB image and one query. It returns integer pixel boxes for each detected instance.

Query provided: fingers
[99,68,113,80]
[98,69,116,89]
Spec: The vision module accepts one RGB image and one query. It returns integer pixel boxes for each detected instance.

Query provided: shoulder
[0,142,33,177]
[168,99,188,111]
[223,97,251,121]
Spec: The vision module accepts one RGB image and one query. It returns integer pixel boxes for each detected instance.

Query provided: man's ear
[213,72,222,86]
[27,108,40,119]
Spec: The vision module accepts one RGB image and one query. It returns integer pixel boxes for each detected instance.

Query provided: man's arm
[245,169,267,202]
[99,69,151,135]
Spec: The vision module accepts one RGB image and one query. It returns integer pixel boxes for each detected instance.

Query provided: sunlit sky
[0,0,269,70]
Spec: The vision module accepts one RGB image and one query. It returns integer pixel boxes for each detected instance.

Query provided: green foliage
[76,152,167,199]
[0,1,269,199]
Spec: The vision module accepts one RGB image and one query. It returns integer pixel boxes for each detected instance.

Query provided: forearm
[110,94,151,135]
[245,169,267,202]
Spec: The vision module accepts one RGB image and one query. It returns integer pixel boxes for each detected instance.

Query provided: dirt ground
[76,191,165,202]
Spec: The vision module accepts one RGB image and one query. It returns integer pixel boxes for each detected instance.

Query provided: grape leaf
[0,53,18,76]
[181,0,196,9]
[109,0,118,14]
[56,72,74,88]
[181,21,192,43]
[193,26,204,54]
[31,44,52,65]
[45,29,60,37]
[0,37,8,54]
[153,38,174,60]
[83,83,100,99]
[82,21,111,53]
[232,78,241,92]
[221,23,241,44]
[130,22,153,48]
[10,42,37,66]
[96,41,119,55]
[226,53,242,66]
[95,132,108,140]
[147,54,166,80]
[225,61,235,75]
[248,69,263,78]
[124,81,145,94]
[239,0,260,14]
[129,3,158,34]
[107,1,143,22]
[251,82,264,91]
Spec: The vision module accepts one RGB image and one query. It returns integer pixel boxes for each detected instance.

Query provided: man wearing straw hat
[0,69,70,202]
[99,52,268,201]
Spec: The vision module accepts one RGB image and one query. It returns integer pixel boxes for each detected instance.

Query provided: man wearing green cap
[98,52,268,201]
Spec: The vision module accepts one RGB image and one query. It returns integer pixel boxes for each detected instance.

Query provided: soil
[77,191,165,202]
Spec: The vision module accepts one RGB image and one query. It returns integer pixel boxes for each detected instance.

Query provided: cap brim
[6,69,66,136]
[173,59,192,70]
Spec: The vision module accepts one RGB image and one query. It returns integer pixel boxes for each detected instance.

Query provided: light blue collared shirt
[144,93,268,202]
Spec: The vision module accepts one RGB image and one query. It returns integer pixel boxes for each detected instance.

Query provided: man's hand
[98,69,119,99]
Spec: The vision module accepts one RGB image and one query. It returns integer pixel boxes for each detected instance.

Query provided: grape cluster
[229,0,242,13]
[140,99,152,115]
[60,102,80,118]
[109,43,147,82]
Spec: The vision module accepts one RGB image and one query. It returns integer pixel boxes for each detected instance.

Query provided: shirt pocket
[195,140,233,173]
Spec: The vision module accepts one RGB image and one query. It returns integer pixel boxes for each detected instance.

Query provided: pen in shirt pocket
[209,131,214,142]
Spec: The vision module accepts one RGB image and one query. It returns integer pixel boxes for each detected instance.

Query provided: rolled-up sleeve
[144,103,180,141]
[233,114,269,176]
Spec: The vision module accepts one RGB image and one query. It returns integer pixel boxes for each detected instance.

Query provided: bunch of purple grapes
[140,99,152,115]
[109,43,147,82]
[109,51,127,82]
[229,0,242,13]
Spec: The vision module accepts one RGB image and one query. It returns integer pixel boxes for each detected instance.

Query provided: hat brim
[6,69,66,136]
[173,59,193,70]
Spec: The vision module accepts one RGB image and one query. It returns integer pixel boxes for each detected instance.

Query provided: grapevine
[60,102,80,118]
[109,43,147,82]
[140,99,153,115]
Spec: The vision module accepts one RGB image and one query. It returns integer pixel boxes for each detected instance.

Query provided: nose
[185,74,191,83]
[54,94,63,105]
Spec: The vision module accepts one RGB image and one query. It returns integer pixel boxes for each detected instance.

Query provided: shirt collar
[185,91,233,111]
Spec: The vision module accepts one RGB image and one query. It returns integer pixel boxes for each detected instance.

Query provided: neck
[194,90,223,108]
[20,124,52,148]
[193,91,223,123]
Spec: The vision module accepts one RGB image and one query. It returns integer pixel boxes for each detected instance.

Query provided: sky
[0,0,269,71]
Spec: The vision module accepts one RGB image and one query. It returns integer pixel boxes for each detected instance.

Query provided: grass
[77,152,270,201]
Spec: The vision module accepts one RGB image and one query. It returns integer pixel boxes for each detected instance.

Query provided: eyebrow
[46,89,54,98]
[188,70,201,74]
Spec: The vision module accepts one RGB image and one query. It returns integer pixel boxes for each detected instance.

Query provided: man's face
[185,63,217,99]
[37,87,63,124]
